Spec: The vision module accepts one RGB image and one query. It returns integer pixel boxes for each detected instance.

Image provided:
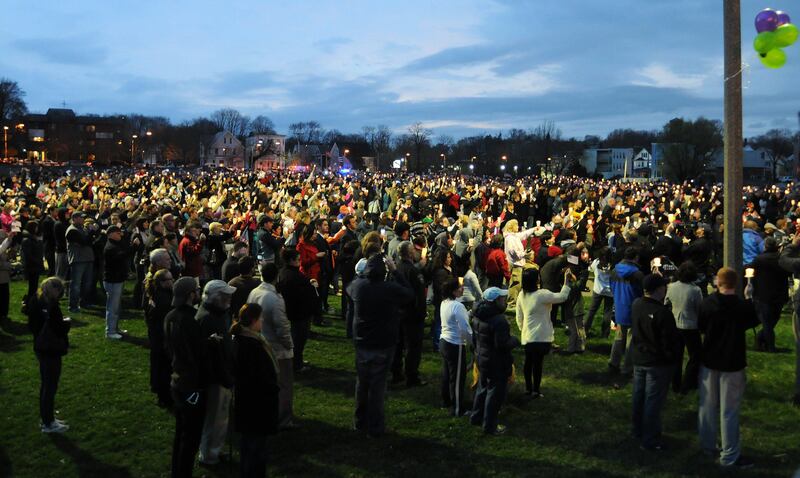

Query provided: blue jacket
[742,229,764,266]
[610,260,644,327]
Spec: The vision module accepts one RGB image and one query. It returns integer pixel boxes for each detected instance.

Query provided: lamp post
[405,152,410,172]
[131,134,138,167]
[440,153,446,170]
[3,126,8,162]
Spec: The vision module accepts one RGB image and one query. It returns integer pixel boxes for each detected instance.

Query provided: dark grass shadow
[585,342,613,356]
[120,334,150,349]
[295,365,355,397]
[0,444,11,478]
[575,370,631,389]
[0,318,31,336]
[0,333,25,353]
[48,434,133,478]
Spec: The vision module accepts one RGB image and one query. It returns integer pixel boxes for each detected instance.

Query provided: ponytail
[230,303,262,335]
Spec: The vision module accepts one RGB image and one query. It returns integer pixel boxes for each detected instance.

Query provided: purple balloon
[755,8,779,33]
[776,11,791,27]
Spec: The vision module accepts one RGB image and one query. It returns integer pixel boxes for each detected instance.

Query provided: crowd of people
[1,164,799,475]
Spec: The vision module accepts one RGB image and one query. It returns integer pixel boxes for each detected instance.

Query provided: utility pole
[723,0,744,281]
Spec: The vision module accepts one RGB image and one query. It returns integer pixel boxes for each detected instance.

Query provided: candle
[458,277,464,286]
[653,257,662,268]
[745,268,755,279]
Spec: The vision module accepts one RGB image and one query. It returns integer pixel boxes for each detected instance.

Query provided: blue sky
[2,0,799,139]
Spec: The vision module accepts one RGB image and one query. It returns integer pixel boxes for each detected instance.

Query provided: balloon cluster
[753,8,797,69]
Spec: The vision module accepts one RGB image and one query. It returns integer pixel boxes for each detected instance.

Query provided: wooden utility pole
[723,0,744,279]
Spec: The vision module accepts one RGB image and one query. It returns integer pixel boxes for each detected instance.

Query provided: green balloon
[754,31,777,54]
[760,48,787,69]
[774,23,799,47]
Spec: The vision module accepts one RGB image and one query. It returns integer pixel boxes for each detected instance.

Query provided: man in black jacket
[196,279,237,466]
[630,274,680,451]
[347,254,413,437]
[40,206,57,276]
[165,276,206,478]
[102,226,136,340]
[276,248,317,371]
[751,237,789,352]
[391,241,428,387]
[470,287,520,436]
[53,208,69,280]
[698,267,759,469]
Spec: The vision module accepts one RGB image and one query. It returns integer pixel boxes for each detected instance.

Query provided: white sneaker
[41,421,69,433]
[106,333,123,340]
[116,329,128,335]
[54,418,67,427]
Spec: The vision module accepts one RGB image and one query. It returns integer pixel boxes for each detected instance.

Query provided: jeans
[199,385,232,464]
[171,389,206,478]
[698,366,746,466]
[291,319,311,370]
[439,340,467,416]
[566,293,585,353]
[25,272,40,304]
[673,329,701,393]
[37,353,62,425]
[354,346,394,436]
[585,293,614,337]
[609,325,633,375]
[392,320,424,384]
[239,433,267,478]
[523,342,551,393]
[54,252,69,280]
[277,358,294,427]
[68,261,93,310]
[103,281,124,335]
[470,374,508,434]
[431,300,442,351]
[754,299,783,352]
[632,365,673,448]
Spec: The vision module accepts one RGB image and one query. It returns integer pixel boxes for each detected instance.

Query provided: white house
[245,134,286,170]
[581,148,634,178]
[200,131,244,168]
[632,148,652,177]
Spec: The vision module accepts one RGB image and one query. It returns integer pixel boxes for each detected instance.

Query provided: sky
[2,0,799,140]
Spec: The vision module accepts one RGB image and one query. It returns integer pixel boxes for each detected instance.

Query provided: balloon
[776,11,791,26]
[760,48,787,69]
[756,8,779,33]
[753,31,777,53]
[774,23,799,47]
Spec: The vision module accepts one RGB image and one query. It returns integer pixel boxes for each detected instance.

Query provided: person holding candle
[751,237,790,353]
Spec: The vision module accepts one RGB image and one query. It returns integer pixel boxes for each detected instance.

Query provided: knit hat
[172,277,199,307]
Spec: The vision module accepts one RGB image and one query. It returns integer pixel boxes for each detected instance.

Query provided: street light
[500,164,506,171]
[440,153,446,170]
[2,126,8,161]
[131,134,138,167]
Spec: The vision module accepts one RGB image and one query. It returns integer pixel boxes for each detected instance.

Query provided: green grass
[1,280,799,477]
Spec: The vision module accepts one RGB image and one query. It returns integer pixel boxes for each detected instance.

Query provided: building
[199,131,244,168]
[23,108,125,165]
[707,145,770,181]
[632,148,652,178]
[245,134,286,170]
[327,143,353,171]
[581,148,633,178]
[291,144,324,168]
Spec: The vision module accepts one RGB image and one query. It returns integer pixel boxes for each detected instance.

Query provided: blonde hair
[39,277,65,301]
[503,219,519,234]
[209,222,223,234]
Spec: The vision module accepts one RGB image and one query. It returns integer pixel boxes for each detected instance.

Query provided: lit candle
[745,268,755,279]
[653,257,662,268]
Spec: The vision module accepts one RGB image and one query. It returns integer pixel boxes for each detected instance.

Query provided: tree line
[1,77,797,180]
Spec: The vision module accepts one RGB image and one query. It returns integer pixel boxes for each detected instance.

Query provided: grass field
[1,279,799,478]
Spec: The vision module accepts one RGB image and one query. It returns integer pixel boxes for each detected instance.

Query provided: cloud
[632,63,707,90]
[12,36,107,66]
[401,44,507,72]
[312,36,352,53]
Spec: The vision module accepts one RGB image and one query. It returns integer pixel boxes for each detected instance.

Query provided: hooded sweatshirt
[610,260,644,327]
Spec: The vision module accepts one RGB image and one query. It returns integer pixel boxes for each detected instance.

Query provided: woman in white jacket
[515,267,572,398]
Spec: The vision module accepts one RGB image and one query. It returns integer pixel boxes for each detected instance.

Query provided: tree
[660,117,723,182]
[0,79,27,122]
[288,121,323,145]
[210,108,250,137]
[604,128,659,148]
[248,115,276,135]
[749,129,795,180]
[408,122,432,172]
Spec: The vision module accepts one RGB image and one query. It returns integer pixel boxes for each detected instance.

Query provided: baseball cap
[642,274,668,294]
[764,222,777,231]
[106,225,122,234]
[172,277,199,307]
[203,279,236,297]
[482,287,509,302]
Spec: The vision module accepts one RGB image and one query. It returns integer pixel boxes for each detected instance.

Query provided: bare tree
[0,78,27,122]
[408,121,432,172]
[248,115,276,135]
[750,129,795,180]
[210,108,251,137]
[530,120,562,141]
[362,125,393,170]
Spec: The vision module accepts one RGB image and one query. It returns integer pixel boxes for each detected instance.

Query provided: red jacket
[297,237,321,281]
[484,248,511,281]
[179,235,205,278]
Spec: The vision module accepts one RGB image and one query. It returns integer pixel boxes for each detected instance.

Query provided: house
[327,143,353,171]
[200,131,244,168]
[291,144,324,168]
[631,148,652,178]
[245,133,286,170]
[581,148,633,178]
[706,145,770,181]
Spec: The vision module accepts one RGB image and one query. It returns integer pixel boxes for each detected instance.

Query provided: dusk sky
[3,0,799,139]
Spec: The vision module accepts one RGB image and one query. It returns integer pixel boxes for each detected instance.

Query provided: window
[215,148,219,155]
[86,125,96,132]
[96,132,113,139]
